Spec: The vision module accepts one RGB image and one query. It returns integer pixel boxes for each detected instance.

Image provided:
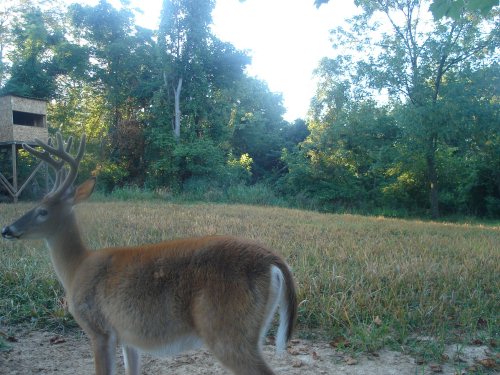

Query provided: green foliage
[178,177,224,202]
[227,152,253,183]
[282,81,401,211]
[142,0,285,189]
[1,4,87,99]
[225,183,286,206]
[175,138,225,181]
[429,0,498,20]
[100,186,168,201]
[316,0,499,20]
[0,0,498,219]
[281,57,499,217]
[95,161,129,193]
[67,0,158,191]
[283,0,499,218]
[0,242,76,330]
[229,77,288,179]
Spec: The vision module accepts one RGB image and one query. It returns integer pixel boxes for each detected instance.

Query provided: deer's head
[2,133,95,240]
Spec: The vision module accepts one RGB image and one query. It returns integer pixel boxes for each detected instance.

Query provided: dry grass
[1,201,499,357]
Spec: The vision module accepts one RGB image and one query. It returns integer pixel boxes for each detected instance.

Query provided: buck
[2,133,297,375]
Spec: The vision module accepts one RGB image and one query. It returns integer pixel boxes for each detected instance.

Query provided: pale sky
[69,0,359,121]
[212,0,358,121]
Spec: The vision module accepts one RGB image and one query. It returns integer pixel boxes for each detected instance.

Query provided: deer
[1,133,297,375]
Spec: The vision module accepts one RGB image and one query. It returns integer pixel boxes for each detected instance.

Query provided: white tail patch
[260,265,289,353]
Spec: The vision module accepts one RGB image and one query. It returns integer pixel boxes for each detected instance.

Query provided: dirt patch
[0,329,495,374]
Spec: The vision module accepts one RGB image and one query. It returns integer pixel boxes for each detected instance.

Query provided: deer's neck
[45,212,89,290]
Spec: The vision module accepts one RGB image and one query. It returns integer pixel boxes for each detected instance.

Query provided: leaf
[49,336,66,345]
[345,356,358,365]
[468,0,498,16]
[429,0,454,20]
[471,338,484,345]
[314,0,330,8]
[475,358,497,369]
[430,363,443,373]
[430,0,498,20]
[329,336,351,348]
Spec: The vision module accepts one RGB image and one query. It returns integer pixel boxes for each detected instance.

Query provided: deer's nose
[2,226,17,239]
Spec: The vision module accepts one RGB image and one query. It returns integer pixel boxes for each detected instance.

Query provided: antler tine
[23,138,64,172]
[23,137,63,196]
[23,132,87,199]
[37,133,72,163]
[52,133,86,198]
[65,136,73,153]
[49,169,64,195]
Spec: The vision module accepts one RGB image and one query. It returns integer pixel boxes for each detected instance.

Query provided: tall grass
[1,201,498,359]
[0,205,77,331]
[97,183,289,208]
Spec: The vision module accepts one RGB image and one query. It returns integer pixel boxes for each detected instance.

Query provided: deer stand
[0,95,49,202]
[0,143,48,203]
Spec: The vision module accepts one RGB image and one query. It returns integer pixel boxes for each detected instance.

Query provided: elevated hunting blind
[0,95,49,202]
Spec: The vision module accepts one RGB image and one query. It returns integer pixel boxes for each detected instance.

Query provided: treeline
[0,0,498,218]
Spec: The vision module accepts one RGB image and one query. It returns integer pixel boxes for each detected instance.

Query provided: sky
[211,0,358,121]
[70,0,359,121]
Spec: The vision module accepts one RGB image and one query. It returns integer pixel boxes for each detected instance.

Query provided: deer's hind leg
[201,321,275,375]
[194,278,276,374]
[89,332,117,375]
[209,344,276,375]
[122,345,140,375]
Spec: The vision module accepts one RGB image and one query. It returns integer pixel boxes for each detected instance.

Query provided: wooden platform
[0,95,49,201]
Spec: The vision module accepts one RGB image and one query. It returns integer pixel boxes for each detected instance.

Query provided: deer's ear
[74,177,96,204]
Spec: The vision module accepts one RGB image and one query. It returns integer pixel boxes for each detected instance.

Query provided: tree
[319,0,499,217]
[157,0,215,140]
[314,0,498,20]
[147,0,257,188]
[0,0,19,87]
[1,2,87,99]
[282,73,399,210]
[438,63,500,216]
[68,0,158,184]
[230,77,288,180]
[70,1,156,125]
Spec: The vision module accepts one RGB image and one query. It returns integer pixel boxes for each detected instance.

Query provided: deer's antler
[23,133,86,200]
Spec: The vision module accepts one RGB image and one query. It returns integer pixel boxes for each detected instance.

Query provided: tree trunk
[173,77,182,140]
[427,132,439,219]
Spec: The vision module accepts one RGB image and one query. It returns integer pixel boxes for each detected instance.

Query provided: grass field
[1,200,499,361]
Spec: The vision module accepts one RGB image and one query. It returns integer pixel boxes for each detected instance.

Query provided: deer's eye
[38,209,48,217]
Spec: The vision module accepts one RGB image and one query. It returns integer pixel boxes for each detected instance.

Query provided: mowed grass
[1,200,499,358]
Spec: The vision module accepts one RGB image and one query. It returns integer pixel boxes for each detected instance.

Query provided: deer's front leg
[91,333,116,375]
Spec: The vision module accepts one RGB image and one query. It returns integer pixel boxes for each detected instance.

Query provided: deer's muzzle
[2,226,21,240]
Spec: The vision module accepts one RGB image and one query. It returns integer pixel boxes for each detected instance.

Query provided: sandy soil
[0,329,496,375]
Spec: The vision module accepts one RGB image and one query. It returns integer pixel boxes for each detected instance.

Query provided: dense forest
[0,0,498,218]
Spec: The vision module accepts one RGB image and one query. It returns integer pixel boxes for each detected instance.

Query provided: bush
[174,139,226,182]
[180,177,225,202]
[226,183,286,206]
[95,161,129,193]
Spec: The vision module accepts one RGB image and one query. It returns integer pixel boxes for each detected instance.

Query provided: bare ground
[1,329,496,375]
